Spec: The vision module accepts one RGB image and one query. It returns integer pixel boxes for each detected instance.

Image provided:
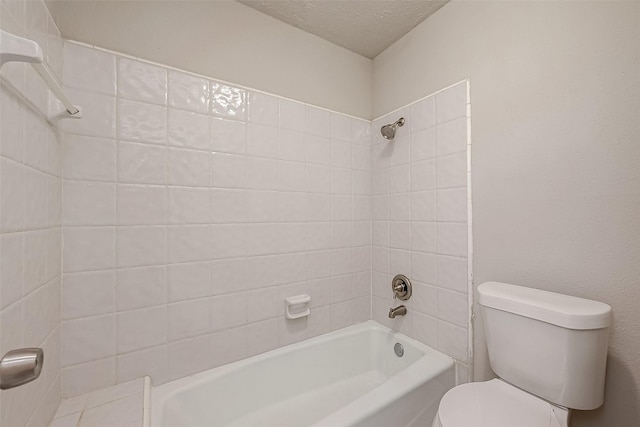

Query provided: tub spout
[388,305,407,318]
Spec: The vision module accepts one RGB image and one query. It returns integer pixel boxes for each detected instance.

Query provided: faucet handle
[391,274,412,301]
[393,282,404,298]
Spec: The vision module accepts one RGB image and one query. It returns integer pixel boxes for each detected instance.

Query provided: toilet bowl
[432,282,611,427]
[432,379,569,427]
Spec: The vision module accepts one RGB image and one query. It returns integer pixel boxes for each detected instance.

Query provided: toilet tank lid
[478,282,612,330]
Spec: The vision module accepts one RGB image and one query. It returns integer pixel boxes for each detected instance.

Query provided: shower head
[380,117,405,140]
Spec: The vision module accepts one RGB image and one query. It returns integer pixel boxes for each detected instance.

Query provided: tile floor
[50,378,146,427]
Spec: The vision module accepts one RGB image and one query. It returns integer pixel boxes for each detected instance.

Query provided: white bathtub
[149,321,454,427]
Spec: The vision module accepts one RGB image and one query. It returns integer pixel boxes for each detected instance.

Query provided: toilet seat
[436,379,569,427]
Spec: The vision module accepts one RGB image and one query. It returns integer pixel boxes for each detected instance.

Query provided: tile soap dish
[284,294,311,320]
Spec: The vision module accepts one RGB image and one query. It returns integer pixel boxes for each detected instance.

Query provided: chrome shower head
[380,117,405,140]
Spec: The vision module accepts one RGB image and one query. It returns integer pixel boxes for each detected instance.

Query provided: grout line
[465,79,474,382]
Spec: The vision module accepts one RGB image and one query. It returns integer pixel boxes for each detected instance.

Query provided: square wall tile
[168,187,210,224]
[63,135,116,182]
[23,230,47,294]
[0,233,23,309]
[63,181,115,226]
[168,261,211,302]
[438,288,468,328]
[410,159,436,191]
[23,167,48,229]
[211,189,249,223]
[118,142,166,185]
[117,345,168,385]
[117,266,167,311]
[0,88,24,162]
[211,82,246,121]
[211,258,248,295]
[117,306,167,353]
[411,128,436,162]
[389,164,410,193]
[246,319,278,356]
[118,99,167,144]
[168,109,209,150]
[437,222,468,258]
[278,129,306,162]
[278,161,306,192]
[59,89,115,138]
[64,43,116,95]
[246,157,279,190]
[437,255,468,293]
[168,334,212,381]
[117,184,166,225]
[306,105,331,137]
[279,99,305,132]
[211,152,247,189]
[351,119,370,145]
[211,224,247,259]
[118,57,167,105]
[210,293,247,331]
[167,225,212,263]
[62,271,115,319]
[436,188,467,222]
[410,96,435,132]
[61,315,115,367]
[247,287,279,323]
[436,117,467,157]
[436,83,467,124]
[63,227,115,273]
[168,299,210,341]
[210,327,247,369]
[248,91,278,126]
[247,123,278,158]
[245,256,279,290]
[331,113,351,142]
[210,117,246,154]
[0,158,24,233]
[168,71,209,113]
[411,251,437,285]
[411,221,436,253]
[167,148,210,187]
[437,321,468,362]
[62,358,116,398]
[116,226,166,268]
[306,135,331,165]
[436,152,467,189]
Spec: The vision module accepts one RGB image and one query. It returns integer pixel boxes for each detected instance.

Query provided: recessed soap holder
[285,294,311,320]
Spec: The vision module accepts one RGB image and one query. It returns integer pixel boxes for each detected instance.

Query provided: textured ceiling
[237,0,449,59]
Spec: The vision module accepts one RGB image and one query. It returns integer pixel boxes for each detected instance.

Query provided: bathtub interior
[153,323,439,427]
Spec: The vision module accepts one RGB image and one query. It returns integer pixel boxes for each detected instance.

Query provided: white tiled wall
[59,42,372,397]
[370,81,472,383]
[0,20,471,412]
[0,1,64,426]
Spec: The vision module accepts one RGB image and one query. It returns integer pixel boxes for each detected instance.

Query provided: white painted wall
[45,0,372,119]
[373,1,640,426]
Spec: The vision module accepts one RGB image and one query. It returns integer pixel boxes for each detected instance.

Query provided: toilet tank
[478,282,611,410]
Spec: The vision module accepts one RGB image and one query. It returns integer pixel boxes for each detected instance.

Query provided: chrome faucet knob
[391,274,412,301]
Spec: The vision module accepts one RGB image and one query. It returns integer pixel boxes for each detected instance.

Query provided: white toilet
[434,282,612,427]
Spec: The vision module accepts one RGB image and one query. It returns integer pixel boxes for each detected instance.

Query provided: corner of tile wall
[370,81,472,380]
[1,1,64,426]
